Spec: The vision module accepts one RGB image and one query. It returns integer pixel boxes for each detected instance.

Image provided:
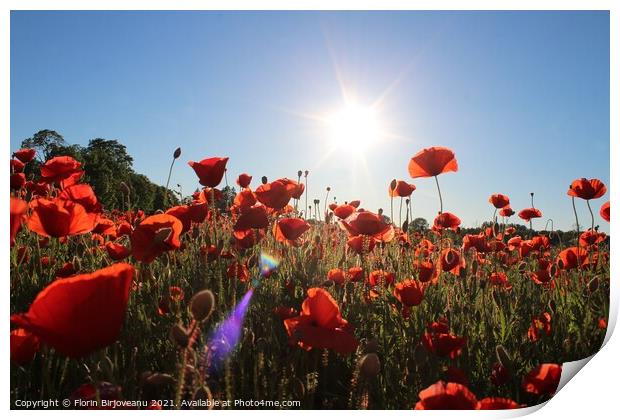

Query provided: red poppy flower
[518,207,542,222]
[25,180,50,197]
[340,210,391,238]
[236,173,252,188]
[438,248,464,275]
[10,328,40,365]
[529,259,553,285]
[234,205,269,231]
[499,206,515,217]
[528,312,552,342]
[130,214,182,263]
[333,204,356,220]
[414,259,438,283]
[348,266,364,282]
[477,397,522,410]
[10,197,28,247]
[556,247,588,271]
[27,198,97,238]
[10,159,25,173]
[433,212,461,231]
[254,178,298,210]
[10,173,26,190]
[368,270,394,287]
[600,201,610,222]
[226,262,250,282]
[567,178,606,200]
[188,157,229,187]
[194,187,223,204]
[13,148,36,163]
[579,229,606,247]
[274,218,311,245]
[349,200,361,208]
[283,288,358,354]
[232,189,258,211]
[393,280,424,307]
[59,184,102,214]
[165,205,193,233]
[389,180,416,197]
[488,194,510,209]
[10,263,135,358]
[105,242,131,260]
[347,235,376,255]
[489,272,511,289]
[463,233,491,253]
[55,262,77,278]
[40,156,83,185]
[327,268,346,285]
[408,146,458,179]
[522,363,562,395]
[414,381,477,410]
[422,320,467,359]
[233,229,264,249]
[290,182,305,200]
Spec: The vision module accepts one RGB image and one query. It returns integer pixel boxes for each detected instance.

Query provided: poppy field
[9,145,610,410]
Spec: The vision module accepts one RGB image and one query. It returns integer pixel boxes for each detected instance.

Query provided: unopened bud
[358,353,381,378]
[173,147,182,159]
[190,289,215,321]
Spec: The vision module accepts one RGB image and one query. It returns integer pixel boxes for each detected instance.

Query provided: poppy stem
[586,199,595,231]
[163,157,176,208]
[434,176,443,214]
[572,197,580,241]
[399,197,403,228]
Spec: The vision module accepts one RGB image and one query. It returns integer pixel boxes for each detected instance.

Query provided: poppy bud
[190,289,215,322]
[297,170,303,178]
[173,147,182,159]
[390,179,397,191]
[326,186,331,192]
[169,324,189,347]
[358,353,381,378]
[304,170,309,176]
[261,176,268,184]
[378,208,383,215]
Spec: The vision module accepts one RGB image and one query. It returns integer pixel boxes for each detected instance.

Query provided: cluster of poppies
[9,144,609,410]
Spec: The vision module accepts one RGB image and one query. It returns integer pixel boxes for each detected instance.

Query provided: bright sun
[327,103,382,153]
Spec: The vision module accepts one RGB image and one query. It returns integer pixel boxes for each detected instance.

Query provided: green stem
[586,200,595,231]
[434,176,443,214]
[163,158,176,208]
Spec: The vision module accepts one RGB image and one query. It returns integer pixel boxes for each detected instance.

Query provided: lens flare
[207,252,280,371]
[259,252,279,277]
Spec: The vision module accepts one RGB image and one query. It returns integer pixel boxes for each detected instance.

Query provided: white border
[2,1,617,419]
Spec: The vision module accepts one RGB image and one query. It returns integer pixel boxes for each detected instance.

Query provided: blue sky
[11,11,610,231]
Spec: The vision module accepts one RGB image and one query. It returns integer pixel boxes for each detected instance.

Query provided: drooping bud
[358,353,381,378]
[190,289,215,322]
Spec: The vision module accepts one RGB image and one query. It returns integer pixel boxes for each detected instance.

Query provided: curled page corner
[556,355,595,394]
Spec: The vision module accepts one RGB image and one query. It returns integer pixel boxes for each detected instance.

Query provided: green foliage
[19,130,178,213]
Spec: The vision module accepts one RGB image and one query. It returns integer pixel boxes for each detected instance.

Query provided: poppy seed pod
[169,324,189,347]
[304,170,309,176]
[261,176,268,184]
[190,289,215,322]
[297,170,303,177]
[173,147,182,159]
[358,353,381,378]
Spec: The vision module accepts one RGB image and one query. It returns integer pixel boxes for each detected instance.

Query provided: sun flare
[326,103,383,153]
